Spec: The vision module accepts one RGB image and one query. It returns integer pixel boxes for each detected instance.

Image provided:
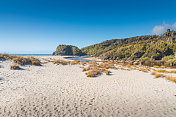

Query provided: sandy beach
[0,56,176,117]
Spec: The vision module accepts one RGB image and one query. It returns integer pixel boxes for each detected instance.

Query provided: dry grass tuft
[10,64,21,70]
[155,69,176,74]
[13,57,41,66]
[156,69,168,73]
[80,61,87,66]
[166,76,172,80]
[169,70,176,73]
[0,54,12,60]
[126,64,131,68]
[151,71,156,75]
[86,68,101,77]
[153,65,160,68]
[165,76,176,83]
[138,67,150,72]
[43,61,48,64]
[160,66,166,68]
[51,60,69,65]
[83,61,113,77]
[82,67,87,72]
[103,69,111,75]
[155,73,163,78]
[99,62,116,69]
[70,60,80,65]
[171,77,176,83]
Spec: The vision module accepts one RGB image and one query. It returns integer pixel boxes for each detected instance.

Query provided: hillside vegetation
[53,45,84,56]
[81,29,176,62]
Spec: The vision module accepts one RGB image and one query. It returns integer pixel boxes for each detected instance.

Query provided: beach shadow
[16,68,25,70]
[11,68,25,70]
[108,74,113,76]
[64,57,74,59]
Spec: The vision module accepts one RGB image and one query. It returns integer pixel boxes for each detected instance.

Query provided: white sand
[0,56,176,117]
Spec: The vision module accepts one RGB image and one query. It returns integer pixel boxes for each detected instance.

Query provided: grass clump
[86,68,101,77]
[52,60,69,65]
[12,57,41,66]
[153,65,160,68]
[151,71,156,75]
[165,76,176,83]
[156,69,168,73]
[10,64,21,70]
[83,61,112,77]
[169,70,176,73]
[82,67,87,72]
[101,68,111,75]
[70,60,80,65]
[138,67,150,72]
[99,62,116,69]
[0,54,11,60]
[160,66,166,68]
[154,73,163,78]
[80,61,87,66]
[155,69,176,74]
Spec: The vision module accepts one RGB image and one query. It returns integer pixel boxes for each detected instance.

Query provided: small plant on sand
[12,56,41,66]
[160,66,166,68]
[101,68,111,75]
[99,62,116,69]
[70,60,80,65]
[154,73,163,78]
[155,70,176,74]
[82,67,87,72]
[86,68,101,77]
[156,69,168,73]
[43,61,48,64]
[30,57,41,66]
[52,60,69,65]
[165,76,176,83]
[169,70,176,73]
[0,54,11,60]
[153,65,160,68]
[166,76,171,80]
[80,61,87,66]
[138,67,150,72]
[151,71,156,75]
[171,77,176,83]
[10,64,21,70]
[126,64,131,68]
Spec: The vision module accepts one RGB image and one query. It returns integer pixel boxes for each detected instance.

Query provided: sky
[0,0,176,54]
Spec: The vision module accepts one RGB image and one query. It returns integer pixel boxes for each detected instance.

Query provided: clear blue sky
[0,0,176,54]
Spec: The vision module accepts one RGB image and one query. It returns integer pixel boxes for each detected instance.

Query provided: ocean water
[9,54,52,56]
[8,54,93,61]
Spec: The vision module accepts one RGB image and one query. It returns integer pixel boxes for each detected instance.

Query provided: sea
[9,54,93,61]
[9,54,52,56]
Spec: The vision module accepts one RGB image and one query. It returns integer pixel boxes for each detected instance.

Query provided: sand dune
[0,56,176,117]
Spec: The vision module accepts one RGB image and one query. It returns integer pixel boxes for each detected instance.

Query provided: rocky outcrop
[53,45,84,56]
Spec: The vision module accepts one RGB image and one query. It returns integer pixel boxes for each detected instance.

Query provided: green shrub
[162,55,175,61]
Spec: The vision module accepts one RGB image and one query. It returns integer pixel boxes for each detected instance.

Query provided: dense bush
[81,31,176,61]
[53,45,84,56]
